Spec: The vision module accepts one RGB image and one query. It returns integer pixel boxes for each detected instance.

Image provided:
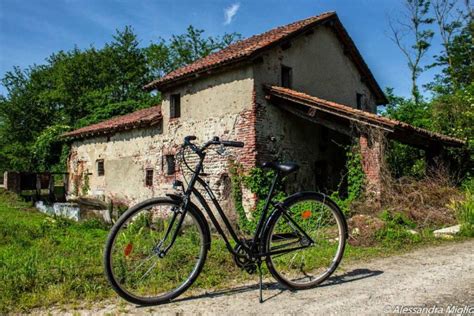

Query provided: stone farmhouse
[63,12,464,215]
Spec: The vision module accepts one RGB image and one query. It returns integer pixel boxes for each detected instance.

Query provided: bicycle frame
[164,148,314,260]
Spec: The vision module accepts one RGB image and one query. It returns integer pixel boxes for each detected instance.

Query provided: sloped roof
[265,85,465,148]
[144,12,387,104]
[63,105,162,139]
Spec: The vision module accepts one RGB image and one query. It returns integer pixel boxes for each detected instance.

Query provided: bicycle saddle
[261,162,300,175]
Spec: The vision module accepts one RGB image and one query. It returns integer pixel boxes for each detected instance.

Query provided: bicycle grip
[184,135,196,142]
[222,140,244,148]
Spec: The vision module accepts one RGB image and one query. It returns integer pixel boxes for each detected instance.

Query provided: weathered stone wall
[68,66,256,216]
[68,25,383,215]
[254,25,378,112]
[252,26,370,192]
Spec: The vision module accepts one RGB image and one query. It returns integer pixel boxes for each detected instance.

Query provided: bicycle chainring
[233,244,256,274]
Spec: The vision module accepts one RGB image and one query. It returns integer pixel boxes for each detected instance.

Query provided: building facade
[64,12,464,214]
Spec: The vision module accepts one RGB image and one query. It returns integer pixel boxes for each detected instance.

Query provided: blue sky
[0,0,452,99]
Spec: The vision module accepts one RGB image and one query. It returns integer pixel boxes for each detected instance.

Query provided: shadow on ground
[140,268,384,306]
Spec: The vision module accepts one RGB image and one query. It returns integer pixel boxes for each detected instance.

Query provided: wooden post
[35,174,41,200]
[48,174,55,201]
[63,173,69,201]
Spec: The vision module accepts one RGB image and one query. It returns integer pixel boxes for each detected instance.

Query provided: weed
[376,210,421,247]
[449,186,474,237]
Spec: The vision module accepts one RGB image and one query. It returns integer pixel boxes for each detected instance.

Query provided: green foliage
[145,25,241,78]
[0,25,241,172]
[449,181,474,237]
[376,210,421,247]
[383,3,472,179]
[229,163,284,234]
[431,83,474,146]
[428,18,473,94]
[81,171,90,196]
[0,191,111,312]
[32,124,70,172]
[330,146,365,215]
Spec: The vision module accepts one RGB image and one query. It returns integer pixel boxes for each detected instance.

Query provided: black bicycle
[104,135,348,305]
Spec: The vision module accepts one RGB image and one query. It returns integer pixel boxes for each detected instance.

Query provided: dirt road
[40,240,473,315]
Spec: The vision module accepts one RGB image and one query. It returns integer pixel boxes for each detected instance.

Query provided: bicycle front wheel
[104,197,209,305]
[264,192,347,289]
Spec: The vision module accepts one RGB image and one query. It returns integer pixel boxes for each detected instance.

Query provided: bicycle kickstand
[257,261,263,303]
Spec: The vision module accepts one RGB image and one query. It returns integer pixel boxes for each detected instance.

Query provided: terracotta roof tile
[266,85,465,147]
[63,105,162,139]
[144,12,336,90]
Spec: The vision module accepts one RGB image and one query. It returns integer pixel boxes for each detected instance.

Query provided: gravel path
[37,240,473,315]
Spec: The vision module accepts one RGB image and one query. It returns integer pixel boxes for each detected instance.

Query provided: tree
[145,25,241,78]
[389,0,435,105]
[0,25,241,172]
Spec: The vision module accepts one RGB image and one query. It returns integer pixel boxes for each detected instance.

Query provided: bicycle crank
[233,244,256,274]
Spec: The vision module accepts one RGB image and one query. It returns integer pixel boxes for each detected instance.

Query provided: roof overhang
[264,85,465,149]
[62,106,162,140]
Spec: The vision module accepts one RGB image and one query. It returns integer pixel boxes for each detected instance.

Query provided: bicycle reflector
[124,243,133,257]
[302,210,312,219]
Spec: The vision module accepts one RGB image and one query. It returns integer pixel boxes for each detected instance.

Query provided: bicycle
[104,135,348,305]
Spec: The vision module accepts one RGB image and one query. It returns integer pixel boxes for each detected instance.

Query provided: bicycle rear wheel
[104,197,209,305]
[264,192,346,289]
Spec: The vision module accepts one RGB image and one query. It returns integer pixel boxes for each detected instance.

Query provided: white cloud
[223,3,240,25]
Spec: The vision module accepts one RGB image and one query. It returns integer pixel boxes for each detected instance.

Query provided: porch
[264,85,466,196]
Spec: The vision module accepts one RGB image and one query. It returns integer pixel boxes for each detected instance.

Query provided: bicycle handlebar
[221,140,244,148]
[183,136,244,155]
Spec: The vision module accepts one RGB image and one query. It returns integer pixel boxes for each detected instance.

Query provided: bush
[330,145,365,215]
[375,210,422,247]
[450,183,474,237]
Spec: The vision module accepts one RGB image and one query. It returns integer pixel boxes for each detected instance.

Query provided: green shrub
[376,210,421,247]
[453,189,474,237]
[330,145,365,215]
[230,164,285,234]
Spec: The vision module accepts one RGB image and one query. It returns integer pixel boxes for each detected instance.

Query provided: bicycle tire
[264,192,347,290]
[104,197,210,305]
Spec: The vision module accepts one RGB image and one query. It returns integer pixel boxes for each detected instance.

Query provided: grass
[0,189,469,313]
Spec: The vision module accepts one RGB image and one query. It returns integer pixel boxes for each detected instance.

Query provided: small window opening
[356,93,364,110]
[170,93,181,118]
[281,65,292,88]
[145,169,154,186]
[165,155,176,175]
[97,160,105,176]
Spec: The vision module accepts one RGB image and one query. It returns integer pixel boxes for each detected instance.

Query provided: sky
[0,0,457,99]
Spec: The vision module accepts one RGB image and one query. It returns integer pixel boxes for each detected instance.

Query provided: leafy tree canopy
[0,25,241,172]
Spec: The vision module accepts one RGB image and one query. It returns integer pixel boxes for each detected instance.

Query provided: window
[165,155,176,175]
[356,93,364,110]
[170,93,181,118]
[281,65,292,88]
[145,169,154,186]
[97,160,105,176]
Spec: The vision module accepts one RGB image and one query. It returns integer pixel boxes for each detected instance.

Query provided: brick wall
[359,134,382,197]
